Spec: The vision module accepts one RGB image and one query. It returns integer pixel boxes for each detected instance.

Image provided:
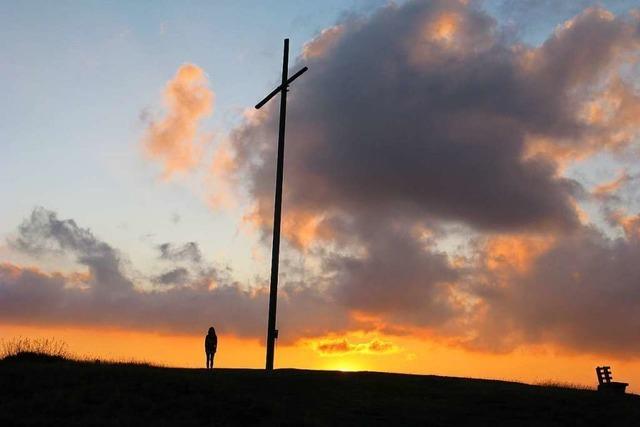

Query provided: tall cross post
[255,38,308,371]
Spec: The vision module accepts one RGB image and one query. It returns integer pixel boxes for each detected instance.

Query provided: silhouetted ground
[1,355,639,426]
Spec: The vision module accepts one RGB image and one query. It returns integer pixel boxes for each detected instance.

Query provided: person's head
[208,326,216,336]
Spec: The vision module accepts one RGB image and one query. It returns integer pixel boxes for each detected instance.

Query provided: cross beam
[255,66,308,109]
[255,38,308,371]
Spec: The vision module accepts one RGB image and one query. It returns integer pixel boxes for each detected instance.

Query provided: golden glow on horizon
[328,361,363,372]
[2,324,640,393]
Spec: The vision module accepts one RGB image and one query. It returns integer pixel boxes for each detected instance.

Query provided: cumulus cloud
[216,0,640,356]
[142,64,214,178]
[225,0,640,246]
[230,0,639,240]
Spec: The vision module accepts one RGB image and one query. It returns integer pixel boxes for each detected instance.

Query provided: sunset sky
[2,0,640,391]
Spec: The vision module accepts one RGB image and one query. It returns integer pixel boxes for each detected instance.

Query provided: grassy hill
[1,354,638,426]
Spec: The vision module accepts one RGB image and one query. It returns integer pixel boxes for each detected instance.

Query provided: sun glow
[431,12,460,43]
[327,360,363,372]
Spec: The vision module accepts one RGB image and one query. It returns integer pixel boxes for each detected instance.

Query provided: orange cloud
[484,235,555,275]
[608,210,640,239]
[430,12,460,43]
[282,210,333,249]
[207,139,238,209]
[1,262,71,282]
[243,203,334,250]
[592,170,631,199]
[524,77,640,167]
[0,262,90,292]
[309,336,399,356]
[0,262,22,279]
[142,64,214,178]
[302,25,344,59]
[409,1,494,66]
[411,11,463,65]
[580,77,640,149]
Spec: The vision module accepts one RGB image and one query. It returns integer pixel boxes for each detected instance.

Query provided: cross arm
[255,66,309,109]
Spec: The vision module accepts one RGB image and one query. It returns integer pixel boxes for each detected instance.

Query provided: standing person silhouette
[205,327,217,369]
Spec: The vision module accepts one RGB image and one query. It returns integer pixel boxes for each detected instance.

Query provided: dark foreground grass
[1,356,638,426]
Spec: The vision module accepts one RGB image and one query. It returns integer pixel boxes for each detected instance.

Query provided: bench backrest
[596,366,612,384]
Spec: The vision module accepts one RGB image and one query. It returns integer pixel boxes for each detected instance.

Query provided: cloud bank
[1,208,352,342]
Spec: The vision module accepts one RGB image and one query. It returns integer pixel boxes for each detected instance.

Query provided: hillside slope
[1,357,638,426]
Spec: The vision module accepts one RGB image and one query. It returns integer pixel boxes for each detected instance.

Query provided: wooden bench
[596,366,628,394]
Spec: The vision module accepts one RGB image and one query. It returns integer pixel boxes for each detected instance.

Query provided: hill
[1,355,638,426]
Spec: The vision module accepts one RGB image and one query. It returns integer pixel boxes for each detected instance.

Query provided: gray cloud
[469,226,640,356]
[152,267,191,286]
[4,204,640,356]
[1,208,353,342]
[9,207,133,296]
[157,242,202,264]
[326,222,461,327]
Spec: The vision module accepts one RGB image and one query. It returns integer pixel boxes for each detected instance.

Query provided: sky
[2,0,640,390]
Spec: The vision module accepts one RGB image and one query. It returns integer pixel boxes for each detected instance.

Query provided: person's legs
[206,352,211,369]
[211,352,215,369]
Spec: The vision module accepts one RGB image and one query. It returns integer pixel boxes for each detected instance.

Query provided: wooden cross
[255,38,308,371]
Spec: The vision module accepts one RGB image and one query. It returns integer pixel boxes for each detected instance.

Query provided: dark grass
[1,356,638,426]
